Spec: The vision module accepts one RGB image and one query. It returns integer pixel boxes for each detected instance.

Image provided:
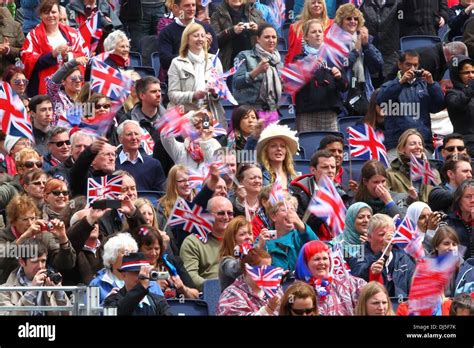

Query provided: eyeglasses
[291,307,315,315]
[445,146,466,152]
[49,140,71,147]
[69,76,84,82]
[31,180,47,186]
[215,211,234,217]
[23,161,43,169]
[95,104,111,110]
[13,79,28,86]
[49,190,69,197]
[345,16,359,21]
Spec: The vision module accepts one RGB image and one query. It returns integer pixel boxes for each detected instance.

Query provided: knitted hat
[256,123,299,163]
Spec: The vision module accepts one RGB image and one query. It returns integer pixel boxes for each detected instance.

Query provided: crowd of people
[0,0,472,317]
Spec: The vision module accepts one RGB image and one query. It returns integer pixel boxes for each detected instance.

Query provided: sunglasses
[95,104,111,110]
[69,76,84,82]
[345,16,359,21]
[49,190,69,197]
[31,180,47,186]
[23,161,43,169]
[215,211,234,217]
[291,307,315,315]
[13,78,28,86]
[445,146,466,152]
[49,140,71,147]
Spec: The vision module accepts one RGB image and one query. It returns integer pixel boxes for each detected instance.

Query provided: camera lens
[149,270,159,281]
[46,270,63,285]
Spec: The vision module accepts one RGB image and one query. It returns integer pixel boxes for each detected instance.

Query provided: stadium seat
[294,146,305,160]
[137,190,165,207]
[277,37,287,51]
[166,299,209,316]
[151,52,161,77]
[452,36,463,42]
[279,50,288,64]
[298,131,344,159]
[129,51,143,68]
[399,35,441,51]
[279,117,296,131]
[279,104,295,120]
[294,159,311,175]
[202,278,221,316]
[341,159,366,190]
[133,66,156,78]
[337,116,364,141]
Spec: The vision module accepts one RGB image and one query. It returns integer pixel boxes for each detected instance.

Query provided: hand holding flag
[245,264,283,298]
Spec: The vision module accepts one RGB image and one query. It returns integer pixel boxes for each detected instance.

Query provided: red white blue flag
[79,10,103,58]
[208,58,244,105]
[269,176,286,205]
[409,153,440,186]
[245,264,283,298]
[308,174,346,237]
[155,106,197,139]
[280,56,318,95]
[90,59,132,101]
[348,123,389,167]
[0,82,34,143]
[318,23,353,69]
[405,232,425,262]
[87,175,123,206]
[392,215,417,247]
[168,198,214,243]
[268,0,285,29]
[141,129,155,155]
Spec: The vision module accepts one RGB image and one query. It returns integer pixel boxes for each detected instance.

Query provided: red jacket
[21,22,85,95]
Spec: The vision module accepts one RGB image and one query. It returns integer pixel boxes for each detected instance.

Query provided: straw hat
[256,123,299,162]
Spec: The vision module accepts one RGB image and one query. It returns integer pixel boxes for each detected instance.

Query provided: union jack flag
[268,0,285,29]
[208,58,244,105]
[404,232,425,262]
[155,106,196,139]
[408,252,458,315]
[245,264,283,298]
[409,153,440,186]
[212,122,227,137]
[90,59,132,101]
[269,176,286,205]
[348,123,389,167]
[392,215,417,247]
[141,129,155,155]
[187,167,209,190]
[233,242,252,258]
[78,10,103,58]
[168,198,214,243]
[308,174,346,237]
[280,55,319,95]
[318,23,353,69]
[0,82,34,143]
[330,242,351,277]
[87,175,123,206]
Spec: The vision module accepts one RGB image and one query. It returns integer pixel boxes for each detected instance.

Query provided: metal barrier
[0,286,106,316]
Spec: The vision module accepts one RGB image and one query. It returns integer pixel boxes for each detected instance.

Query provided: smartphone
[91,199,121,209]
[202,114,210,130]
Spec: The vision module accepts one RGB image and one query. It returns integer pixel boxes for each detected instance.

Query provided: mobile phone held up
[91,199,121,210]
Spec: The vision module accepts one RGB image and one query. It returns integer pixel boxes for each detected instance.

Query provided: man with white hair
[180,195,233,291]
[115,120,165,192]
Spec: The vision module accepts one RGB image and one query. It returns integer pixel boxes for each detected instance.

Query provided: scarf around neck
[254,44,282,109]
[187,49,207,93]
[185,138,204,163]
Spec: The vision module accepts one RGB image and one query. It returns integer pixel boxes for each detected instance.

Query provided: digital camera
[149,271,170,281]
[46,270,63,285]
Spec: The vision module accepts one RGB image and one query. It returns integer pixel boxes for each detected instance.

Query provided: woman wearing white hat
[3,135,31,176]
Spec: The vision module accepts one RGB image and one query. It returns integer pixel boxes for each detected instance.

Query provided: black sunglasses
[95,103,111,110]
[291,307,315,315]
[445,146,466,152]
[49,140,71,147]
[49,190,69,197]
[23,161,43,169]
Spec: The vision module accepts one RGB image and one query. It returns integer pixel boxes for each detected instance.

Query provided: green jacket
[0,8,25,77]
[265,224,318,272]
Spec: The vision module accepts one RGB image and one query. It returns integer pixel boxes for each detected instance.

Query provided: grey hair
[70,130,94,146]
[46,126,69,143]
[117,120,143,137]
[443,42,468,61]
[367,213,395,237]
[102,232,138,269]
[103,30,130,52]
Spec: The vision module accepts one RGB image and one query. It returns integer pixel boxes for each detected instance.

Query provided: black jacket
[48,155,74,184]
[445,55,474,157]
[400,0,448,37]
[360,0,403,78]
[104,283,171,316]
[447,4,472,41]
[427,183,454,213]
[446,212,473,259]
[293,54,347,114]
[99,208,147,238]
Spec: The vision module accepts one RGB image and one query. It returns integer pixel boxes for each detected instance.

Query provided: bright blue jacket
[20,0,41,33]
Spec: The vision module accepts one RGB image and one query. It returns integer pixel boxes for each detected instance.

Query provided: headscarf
[342,202,372,245]
[406,201,431,232]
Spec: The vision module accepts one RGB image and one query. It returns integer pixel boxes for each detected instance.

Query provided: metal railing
[0,286,106,316]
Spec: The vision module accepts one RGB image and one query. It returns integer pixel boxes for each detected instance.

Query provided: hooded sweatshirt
[445,55,474,157]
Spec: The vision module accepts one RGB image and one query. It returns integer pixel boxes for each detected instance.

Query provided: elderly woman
[286,0,331,65]
[279,281,319,316]
[355,281,394,316]
[42,178,69,220]
[295,240,367,315]
[89,232,164,304]
[333,4,383,116]
[233,23,282,111]
[136,226,199,299]
[102,30,130,71]
[294,19,347,132]
[264,193,318,271]
[0,195,75,284]
[3,135,31,176]
[217,247,283,316]
[233,163,263,221]
[14,147,43,179]
[387,128,440,203]
[21,169,48,209]
[20,0,86,96]
[210,0,263,70]
[2,66,28,98]
[167,23,226,127]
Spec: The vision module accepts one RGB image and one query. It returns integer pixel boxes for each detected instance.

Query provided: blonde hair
[135,198,159,230]
[279,281,318,316]
[179,22,208,58]
[356,281,394,315]
[219,216,252,258]
[295,0,329,36]
[260,140,297,184]
[334,3,365,31]
[395,128,426,159]
[367,213,394,237]
[158,165,194,218]
[267,192,298,217]
[303,19,324,40]
[14,148,41,167]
